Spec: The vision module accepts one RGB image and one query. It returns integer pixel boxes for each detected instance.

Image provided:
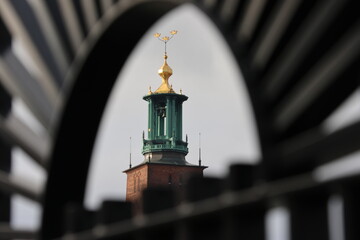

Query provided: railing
[142,139,188,153]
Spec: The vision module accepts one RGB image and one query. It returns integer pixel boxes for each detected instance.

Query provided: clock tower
[124,31,206,210]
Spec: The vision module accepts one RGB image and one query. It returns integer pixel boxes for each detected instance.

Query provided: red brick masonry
[124,163,205,202]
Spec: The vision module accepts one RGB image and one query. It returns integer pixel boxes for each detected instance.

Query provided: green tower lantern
[142,31,191,165]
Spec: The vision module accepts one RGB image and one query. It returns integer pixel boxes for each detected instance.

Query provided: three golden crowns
[148,30,180,95]
[153,30,178,54]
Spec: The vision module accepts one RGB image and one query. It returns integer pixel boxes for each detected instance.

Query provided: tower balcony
[142,139,188,155]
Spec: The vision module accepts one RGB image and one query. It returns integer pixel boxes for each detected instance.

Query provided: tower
[124,31,206,207]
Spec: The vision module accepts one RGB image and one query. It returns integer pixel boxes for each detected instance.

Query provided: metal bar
[226,207,265,240]
[72,0,88,37]
[55,167,360,240]
[0,170,42,203]
[101,0,113,14]
[264,0,347,99]
[8,0,65,86]
[94,0,102,20]
[275,22,360,131]
[236,0,267,43]
[0,113,49,168]
[277,121,360,172]
[81,0,98,31]
[0,17,11,52]
[0,224,37,239]
[289,191,329,240]
[28,0,70,72]
[0,85,11,224]
[219,0,242,24]
[0,50,54,128]
[57,0,84,52]
[250,0,301,70]
[42,0,74,60]
[342,183,360,240]
[202,0,218,9]
[53,173,317,240]
[0,141,11,224]
[0,0,62,106]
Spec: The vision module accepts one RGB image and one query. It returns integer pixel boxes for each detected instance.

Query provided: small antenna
[129,137,132,168]
[199,132,202,166]
[153,30,178,55]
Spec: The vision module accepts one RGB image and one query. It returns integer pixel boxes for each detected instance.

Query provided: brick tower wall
[124,163,205,203]
[147,164,204,190]
[125,164,148,202]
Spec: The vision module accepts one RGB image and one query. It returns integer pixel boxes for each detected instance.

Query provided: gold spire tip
[152,30,178,94]
[154,30,178,55]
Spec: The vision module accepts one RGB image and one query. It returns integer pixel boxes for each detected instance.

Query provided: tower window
[168,175,172,185]
[156,104,166,136]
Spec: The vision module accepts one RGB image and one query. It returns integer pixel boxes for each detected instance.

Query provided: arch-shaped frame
[42,1,182,238]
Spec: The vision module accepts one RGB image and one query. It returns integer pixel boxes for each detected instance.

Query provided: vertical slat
[72,0,88,37]
[342,183,360,240]
[275,22,360,131]
[0,0,61,103]
[186,213,223,240]
[42,0,74,60]
[185,177,224,240]
[201,0,219,10]
[0,16,11,52]
[94,0,103,19]
[141,188,175,240]
[101,0,113,14]
[250,0,301,70]
[236,0,267,43]
[0,50,55,128]
[142,188,175,215]
[57,0,84,52]
[29,0,71,71]
[0,113,49,167]
[224,164,265,240]
[219,0,242,24]
[289,190,329,240]
[63,204,95,234]
[8,0,65,86]
[264,0,348,99]
[229,207,265,240]
[96,200,132,225]
[0,85,11,223]
[81,0,98,31]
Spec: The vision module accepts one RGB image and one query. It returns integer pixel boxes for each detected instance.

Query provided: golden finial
[153,30,178,55]
[148,86,153,95]
[180,89,182,95]
[153,30,178,94]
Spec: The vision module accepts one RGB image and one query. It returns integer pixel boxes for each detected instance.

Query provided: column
[0,85,11,223]
[166,97,172,138]
[148,99,152,139]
